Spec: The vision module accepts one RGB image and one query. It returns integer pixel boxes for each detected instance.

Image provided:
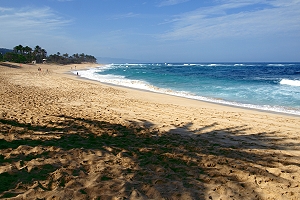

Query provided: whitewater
[73,63,300,116]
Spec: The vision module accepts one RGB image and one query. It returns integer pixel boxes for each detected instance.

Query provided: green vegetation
[0,53,3,62]
[47,52,97,64]
[0,45,97,64]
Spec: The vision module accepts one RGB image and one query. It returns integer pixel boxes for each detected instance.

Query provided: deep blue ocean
[74,63,300,116]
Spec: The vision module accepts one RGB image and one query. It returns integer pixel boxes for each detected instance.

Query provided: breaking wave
[280,79,300,87]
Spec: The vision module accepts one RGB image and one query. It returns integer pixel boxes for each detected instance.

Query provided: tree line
[47,52,97,65]
[0,45,97,64]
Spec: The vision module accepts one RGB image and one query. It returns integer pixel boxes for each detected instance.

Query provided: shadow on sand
[0,62,22,69]
[0,115,299,199]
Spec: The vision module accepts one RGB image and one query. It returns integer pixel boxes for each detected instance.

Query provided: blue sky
[1,0,300,62]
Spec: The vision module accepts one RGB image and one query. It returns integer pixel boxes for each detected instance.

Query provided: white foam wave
[208,64,220,67]
[194,98,300,116]
[280,79,300,87]
[267,63,296,67]
[73,68,300,116]
[111,63,264,68]
[267,64,285,67]
[234,64,245,66]
[154,90,300,116]
[207,63,241,67]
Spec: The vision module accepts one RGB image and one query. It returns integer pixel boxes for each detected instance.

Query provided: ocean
[73,63,300,116]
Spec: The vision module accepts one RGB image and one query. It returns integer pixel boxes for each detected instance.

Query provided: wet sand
[0,62,299,199]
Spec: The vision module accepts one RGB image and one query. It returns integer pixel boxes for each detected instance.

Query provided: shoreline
[69,64,300,118]
[1,62,300,199]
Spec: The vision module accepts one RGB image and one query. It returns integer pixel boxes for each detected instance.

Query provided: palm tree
[63,53,69,58]
[13,45,23,54]
[73,53,79,59]
[41,48,47,58]
[18,45,24,54]
[23,46,33,62]
[23,46,31,54]
[33,45,42,63]
[13,46,18,53]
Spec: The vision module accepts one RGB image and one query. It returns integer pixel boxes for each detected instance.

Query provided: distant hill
[0,48,13,55]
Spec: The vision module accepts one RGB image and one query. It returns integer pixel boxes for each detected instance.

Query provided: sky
[1,0,300,62]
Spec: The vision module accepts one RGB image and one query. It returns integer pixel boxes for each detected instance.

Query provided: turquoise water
[74,63,300,115]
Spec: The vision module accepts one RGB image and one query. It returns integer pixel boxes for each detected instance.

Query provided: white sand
[0,62,299,200]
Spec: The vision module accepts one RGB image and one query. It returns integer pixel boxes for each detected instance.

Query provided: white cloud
[158,0,189,7]
[0,7,13,12]
[0,6,71,35]
[159,0,300,40]
[0,6,72,51]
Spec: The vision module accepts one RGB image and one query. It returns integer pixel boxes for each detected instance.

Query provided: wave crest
[280,79,300,87]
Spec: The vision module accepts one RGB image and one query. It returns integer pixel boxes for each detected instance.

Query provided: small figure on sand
[77,72,79,76]
[38,67,41,71]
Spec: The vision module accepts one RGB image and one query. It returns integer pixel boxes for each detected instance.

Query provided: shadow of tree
[0,115,299,199]
[0,62,22,69]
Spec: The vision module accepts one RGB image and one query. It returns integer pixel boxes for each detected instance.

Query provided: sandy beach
[0,62,299,200]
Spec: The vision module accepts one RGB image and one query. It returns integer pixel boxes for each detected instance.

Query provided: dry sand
[0,62,299,200]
